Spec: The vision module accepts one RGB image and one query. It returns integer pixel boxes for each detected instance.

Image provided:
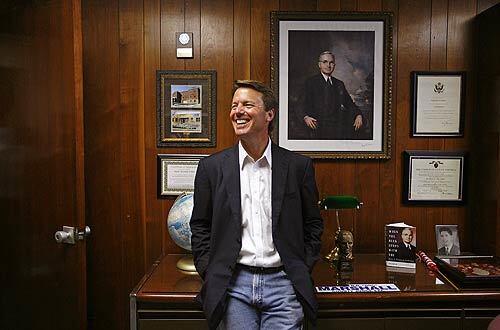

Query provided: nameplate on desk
[316,284,400,293]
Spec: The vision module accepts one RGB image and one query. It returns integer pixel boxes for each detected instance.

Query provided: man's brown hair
[233,80,278,133]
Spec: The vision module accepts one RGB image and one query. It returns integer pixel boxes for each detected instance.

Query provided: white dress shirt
[321,72,333,84]
[237,139,282,267]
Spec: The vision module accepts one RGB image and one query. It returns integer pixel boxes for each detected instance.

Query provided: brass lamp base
[176,255,197,273]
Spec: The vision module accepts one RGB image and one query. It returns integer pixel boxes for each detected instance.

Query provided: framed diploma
[157,154,206,197]
[411,71,466,137]
[402,151,466,205]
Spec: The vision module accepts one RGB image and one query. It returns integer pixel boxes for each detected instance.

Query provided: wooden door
[0,1,87,329]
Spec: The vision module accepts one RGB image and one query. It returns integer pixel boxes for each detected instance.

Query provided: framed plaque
[402,151,466,205]
[411,71,465,137]
[157,70,216,147]
[157,154,206,197]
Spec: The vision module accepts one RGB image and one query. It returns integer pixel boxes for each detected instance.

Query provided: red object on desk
[417,251,438,272]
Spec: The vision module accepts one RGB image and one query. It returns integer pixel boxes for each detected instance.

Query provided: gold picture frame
[157,70,216,147]
[157,154,206,197]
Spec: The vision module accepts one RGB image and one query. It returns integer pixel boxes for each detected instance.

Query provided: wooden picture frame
[157,70,216,147]
[270,11,393,159]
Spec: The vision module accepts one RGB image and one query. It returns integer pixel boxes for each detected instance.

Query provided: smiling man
[190,80,323,330]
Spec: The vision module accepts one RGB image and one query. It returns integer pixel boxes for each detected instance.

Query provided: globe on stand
[167,193,197,273]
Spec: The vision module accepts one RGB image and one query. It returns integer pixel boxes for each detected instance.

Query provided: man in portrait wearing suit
[190,80,324,330]
[299,50,363,139]
[437,227,460,256]
[396,227,417,261]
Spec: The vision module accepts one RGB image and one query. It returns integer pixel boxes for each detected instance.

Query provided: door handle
[55,226,91,244]
[78,226,91,241]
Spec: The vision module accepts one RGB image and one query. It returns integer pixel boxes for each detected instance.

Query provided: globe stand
[176,255,197,273]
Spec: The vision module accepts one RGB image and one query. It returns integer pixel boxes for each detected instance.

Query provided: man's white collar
[238,138,272,169]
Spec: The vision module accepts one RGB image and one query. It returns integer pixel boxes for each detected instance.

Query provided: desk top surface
[132,254,500,305]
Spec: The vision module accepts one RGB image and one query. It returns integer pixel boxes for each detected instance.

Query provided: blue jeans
[218,265,304,330]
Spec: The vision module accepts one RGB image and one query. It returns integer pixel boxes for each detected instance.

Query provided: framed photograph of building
[157,70,216,147]
[270,11,393,159]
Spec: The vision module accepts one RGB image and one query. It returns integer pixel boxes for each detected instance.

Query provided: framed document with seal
[402,150,466,205]
[157,154,206,197]
[411,71,465,137]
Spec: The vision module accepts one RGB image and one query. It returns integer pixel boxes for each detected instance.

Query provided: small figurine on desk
[337,229,354,261]
[336,229,354,273]
[319,195,362,272]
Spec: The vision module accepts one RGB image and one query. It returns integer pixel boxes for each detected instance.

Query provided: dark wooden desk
[130,254,500,330]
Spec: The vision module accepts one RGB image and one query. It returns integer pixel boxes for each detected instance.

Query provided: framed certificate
[157,154,206,197]
[402,151,466,205]
[411,71,465,137]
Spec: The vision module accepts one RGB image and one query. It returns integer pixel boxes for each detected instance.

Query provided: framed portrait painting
[157,70,216,147]
[270,12,393,159]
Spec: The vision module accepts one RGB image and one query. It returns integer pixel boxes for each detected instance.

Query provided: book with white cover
[385,222,417,268]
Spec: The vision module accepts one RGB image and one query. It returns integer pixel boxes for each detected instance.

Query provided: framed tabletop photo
[157,70,216,147]
[435,224,461,256]
[402,151,466,205]
[270,11,393,159]
[411,71,466,137]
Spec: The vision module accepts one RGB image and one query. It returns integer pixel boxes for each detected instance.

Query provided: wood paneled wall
[138,0,499,261]
[83,0,144,328]
[82,0,499,327]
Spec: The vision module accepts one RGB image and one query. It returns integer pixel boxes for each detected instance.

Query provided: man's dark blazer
[395,242,417,261]
[300,74,362,139]
[438,244,460,256]
[190,143,324,329]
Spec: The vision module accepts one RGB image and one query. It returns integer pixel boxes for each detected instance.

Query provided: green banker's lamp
[319,196,363,264]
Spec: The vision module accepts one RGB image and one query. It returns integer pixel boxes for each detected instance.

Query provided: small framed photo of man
[435,225,461,256]
[270,11,393,159]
